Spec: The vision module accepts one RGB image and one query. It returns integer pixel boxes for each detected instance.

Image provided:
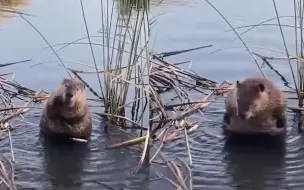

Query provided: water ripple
[0,114,149,190]
[152,104,304,190]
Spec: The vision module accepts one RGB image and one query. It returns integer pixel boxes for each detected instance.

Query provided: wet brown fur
[223,77,287,136]
[298,113,304,132]
[39,78,92,139]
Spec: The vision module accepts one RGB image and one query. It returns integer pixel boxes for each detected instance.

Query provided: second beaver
[223,77,287,136]
[39,78,92,140]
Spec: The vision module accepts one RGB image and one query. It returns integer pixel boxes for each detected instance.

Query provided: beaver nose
[66,92,73,98]
[238,113,246,120]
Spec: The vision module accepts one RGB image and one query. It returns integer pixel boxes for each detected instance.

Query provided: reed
[149,46,233,189]
[0,61,50,189]
[72,0,151,172]
[98,0,150,132]
[290,0,304,107]
[66,0,150,132]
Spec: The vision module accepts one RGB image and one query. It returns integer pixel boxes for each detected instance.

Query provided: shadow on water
[39,135,90,189]
[0,113,149,190]
[223,135,287,190]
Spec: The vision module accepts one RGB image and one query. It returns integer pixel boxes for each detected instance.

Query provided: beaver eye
[77,88,79,91]
[65,84,68,87]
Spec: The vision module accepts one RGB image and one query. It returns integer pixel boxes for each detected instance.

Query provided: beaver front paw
[223,113,230,124]
[276,114,286,129]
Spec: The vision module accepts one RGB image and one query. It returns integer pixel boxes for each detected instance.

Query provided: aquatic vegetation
[149,49,230,189]
[149,0,304,189]
[0,63,50,190]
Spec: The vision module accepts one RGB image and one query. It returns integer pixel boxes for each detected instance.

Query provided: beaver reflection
[40,135,90,189]
[223,134,286,189]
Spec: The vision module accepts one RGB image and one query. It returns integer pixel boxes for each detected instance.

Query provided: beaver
[223,77,287,136]
[298,113,304,132]
[39,78,92,140]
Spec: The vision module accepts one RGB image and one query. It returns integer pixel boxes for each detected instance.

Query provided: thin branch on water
[79,0,105,102]
[0,8,32,16]
[184,128,192,167]
[225,23,303,32]
[0,59,31,68]
[229,16,297,43]
[153,45,213,58]
[252,52,295,91]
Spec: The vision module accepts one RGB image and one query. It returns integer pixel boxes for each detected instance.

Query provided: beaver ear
[236,80,240,88]
[77,82,85,90]
[258,83,265,92]
[62,78,69,84]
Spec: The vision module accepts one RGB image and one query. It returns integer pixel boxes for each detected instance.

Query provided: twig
[184,128,192,167]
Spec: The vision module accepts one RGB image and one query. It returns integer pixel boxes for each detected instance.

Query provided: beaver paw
[298,121,304,133]
[222,123,231,137]
[223,113,230,124]
[276,115,286,129]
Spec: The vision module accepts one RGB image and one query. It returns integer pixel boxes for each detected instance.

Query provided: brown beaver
[39,78,92,139]
[223,77,287,136]
[298,113,304,132]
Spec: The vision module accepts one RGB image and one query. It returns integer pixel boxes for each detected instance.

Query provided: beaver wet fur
[39,78,92,139]
[223,77,287,136]
[298,114,304,132]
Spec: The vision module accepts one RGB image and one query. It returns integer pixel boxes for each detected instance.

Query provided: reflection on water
[40,136,90,189]
[0,0,29,7]
[223,136,287,189]
[150,0,304,189]
[151,107,304,189]
[116,0,150,16]
[0,0,150,188]
[0,0,30,18]
[4,116,149,190]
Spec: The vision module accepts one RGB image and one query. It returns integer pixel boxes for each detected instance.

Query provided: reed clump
[62,0,150,131]
[50,0,151,172]
[0,65,49,189]
[149,45,236,189]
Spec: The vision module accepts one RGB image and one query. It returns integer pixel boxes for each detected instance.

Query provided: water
[1,0,304,189]
[149,0,304,190]
[0,0,149,189]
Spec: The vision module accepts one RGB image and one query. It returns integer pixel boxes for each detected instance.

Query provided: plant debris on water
[3,0,304,189]
[149,45,237,189]
[0,62,51,189]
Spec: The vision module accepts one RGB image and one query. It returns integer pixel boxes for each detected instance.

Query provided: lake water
[149,0,304,190]
[0,0,149,189]
[1,0,304,189]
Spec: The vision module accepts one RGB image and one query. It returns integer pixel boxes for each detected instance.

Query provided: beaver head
[236,79,269,120]
[52,78,87,119]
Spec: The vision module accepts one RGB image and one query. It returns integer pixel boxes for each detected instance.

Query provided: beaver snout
[66,91,74,98]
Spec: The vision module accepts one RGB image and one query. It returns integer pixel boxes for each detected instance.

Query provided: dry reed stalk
[0,70,49,189]
[149,51,233,190]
